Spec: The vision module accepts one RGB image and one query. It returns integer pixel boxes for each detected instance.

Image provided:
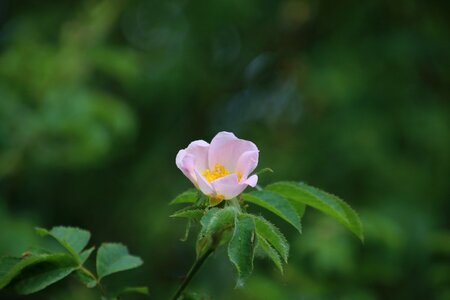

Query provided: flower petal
[243,174,258,187]
[211,174,247,200]
[235,150,259,179]
[208,132,258,171]
[176,140,210,185]
[194,169,214,196]
[176,150,197,185]
[184,140,210,171]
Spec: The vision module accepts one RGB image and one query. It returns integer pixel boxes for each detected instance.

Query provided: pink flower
[176,132,259,205]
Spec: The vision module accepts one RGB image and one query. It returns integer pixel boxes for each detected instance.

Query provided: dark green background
[0,0,449,299]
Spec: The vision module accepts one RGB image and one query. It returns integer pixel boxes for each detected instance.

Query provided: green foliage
[241,191,302,233]
[170,207,205,220]
[96,243,143,280]
[0,226,146,298]
[266,182,364,241]
[170,189,199,205]
[172,183,362,290]
[36,226,91,263]
[251,215,289,263]
[13,256,78,295]
[73,268,97,288]
[0,257,21,279]
[256,234,283,274]
[0,253,76,292]
[228,214,256,287]
[196,207,237,257]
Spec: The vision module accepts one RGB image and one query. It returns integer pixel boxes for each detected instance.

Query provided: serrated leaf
[36,226,91,262]
[73,268,97,288]
[170,207,204,219]
[201,207,237,237]
[257,236,283,273]
[0,253,78,294]
[266,181,364,241]
[228,214,255,288]
[96,243,143,280]
[15,265,77,295]
[0,253,77,290]
[196,207,237,257]
[241,191,302,233]
[251,215,289,263]
[170,189,199,205]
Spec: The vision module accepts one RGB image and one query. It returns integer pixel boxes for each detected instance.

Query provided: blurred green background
[0,0,449,299]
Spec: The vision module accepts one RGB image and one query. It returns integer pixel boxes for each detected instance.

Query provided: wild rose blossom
[176,131,259,205]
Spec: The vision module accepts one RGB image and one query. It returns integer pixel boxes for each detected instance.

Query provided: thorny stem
[171,248,214,300]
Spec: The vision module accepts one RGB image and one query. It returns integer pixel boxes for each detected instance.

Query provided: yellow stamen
[202,164,230,182]
[202,164,243,183]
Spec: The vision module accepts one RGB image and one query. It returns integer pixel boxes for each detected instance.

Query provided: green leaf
[0,253,76,290]
[196,207,237,257]
[0,253,78,294]
[290,201,306,219]
[266,181,364,241]
[170,189,199,205]
[170,207,204,219]
[36,226,91,262]
[200,207,237,237]
[251,215,289,263]
[228,214,255,287]
[257,235,283,274]
[96,243,143,280]
[15,265,77,295]
[241,191,302,233]
[0,257,21,280]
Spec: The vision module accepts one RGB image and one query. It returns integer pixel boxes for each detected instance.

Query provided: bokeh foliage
[0,0,449,299]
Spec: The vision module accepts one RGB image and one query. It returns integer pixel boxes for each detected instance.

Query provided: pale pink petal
[176,150,197,185]
[235,150,259,180]
[208,132,258,171]
[194,169,214,196]
[184,140,210,171]
[211,174,247,199]
[243,174,258,187]
[175,149,186,170]
[176,140,209,186]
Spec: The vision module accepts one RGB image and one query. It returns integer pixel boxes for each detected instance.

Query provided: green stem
[79,266,107,296]
[171,248,214,300]
[228,197,242,212]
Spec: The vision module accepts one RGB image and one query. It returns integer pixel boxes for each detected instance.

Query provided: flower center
[202,164,242,183]
[202,164,229,182]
